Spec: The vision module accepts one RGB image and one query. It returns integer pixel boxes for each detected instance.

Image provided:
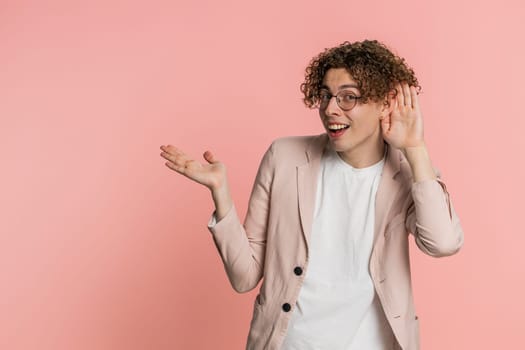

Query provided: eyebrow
[320,84,359,91]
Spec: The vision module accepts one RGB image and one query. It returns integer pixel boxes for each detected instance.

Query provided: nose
[324,95,341,116]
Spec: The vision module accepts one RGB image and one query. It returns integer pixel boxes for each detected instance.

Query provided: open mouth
[327,124,350,137]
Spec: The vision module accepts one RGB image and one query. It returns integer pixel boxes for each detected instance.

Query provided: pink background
[1,0,524,349]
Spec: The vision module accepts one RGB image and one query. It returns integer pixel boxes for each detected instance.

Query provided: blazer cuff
[207,205,239,234]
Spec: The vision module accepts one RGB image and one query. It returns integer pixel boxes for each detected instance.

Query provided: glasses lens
[318,91,331,108]
[338,92,358,110]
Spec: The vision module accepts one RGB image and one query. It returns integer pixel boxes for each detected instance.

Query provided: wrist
[210,181,233,222]
[402,143,437,182]
[402,142,427,161]
[210,181,229,198]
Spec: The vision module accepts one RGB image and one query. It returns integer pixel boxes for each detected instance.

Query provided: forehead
[321,68,358,90]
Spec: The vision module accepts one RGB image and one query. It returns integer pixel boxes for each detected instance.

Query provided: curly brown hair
[301,39,421,108]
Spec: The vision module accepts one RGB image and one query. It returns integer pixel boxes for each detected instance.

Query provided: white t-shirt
[281,145,394,350]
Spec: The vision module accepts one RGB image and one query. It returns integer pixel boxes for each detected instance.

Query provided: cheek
[351,116,380,133]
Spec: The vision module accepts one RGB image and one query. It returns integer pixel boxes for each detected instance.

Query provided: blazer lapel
[373,143,402,246]
[297,134,328,251]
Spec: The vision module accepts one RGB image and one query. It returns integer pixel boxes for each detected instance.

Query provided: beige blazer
[208,133,464,350]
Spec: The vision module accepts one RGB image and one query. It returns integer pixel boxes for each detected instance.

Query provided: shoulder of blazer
[270,133,328,165]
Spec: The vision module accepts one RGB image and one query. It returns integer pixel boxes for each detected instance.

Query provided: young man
[160,39,464,350]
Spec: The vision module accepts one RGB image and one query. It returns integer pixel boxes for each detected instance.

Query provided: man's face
[319,68,386,162]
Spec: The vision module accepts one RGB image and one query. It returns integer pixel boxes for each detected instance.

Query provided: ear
[379,90,396,119]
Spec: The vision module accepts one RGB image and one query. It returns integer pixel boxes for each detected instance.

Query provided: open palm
[160,145,226,191]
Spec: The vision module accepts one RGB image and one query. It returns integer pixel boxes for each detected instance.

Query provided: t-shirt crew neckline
[330,146,387,174]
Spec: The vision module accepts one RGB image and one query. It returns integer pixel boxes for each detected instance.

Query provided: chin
[329,139,353,152]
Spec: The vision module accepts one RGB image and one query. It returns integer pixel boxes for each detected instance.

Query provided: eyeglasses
[318,90,363,111]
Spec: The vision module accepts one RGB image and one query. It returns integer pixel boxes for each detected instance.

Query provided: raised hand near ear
[380,82,425,150]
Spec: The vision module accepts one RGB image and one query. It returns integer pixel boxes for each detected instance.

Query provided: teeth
[328,124,349,130]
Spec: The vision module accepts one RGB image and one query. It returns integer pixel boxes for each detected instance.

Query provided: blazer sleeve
[207,142,275,293]
[405,168,464,257]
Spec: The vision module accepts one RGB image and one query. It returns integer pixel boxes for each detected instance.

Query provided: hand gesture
[160,145,227,191]
[380,82,425,149]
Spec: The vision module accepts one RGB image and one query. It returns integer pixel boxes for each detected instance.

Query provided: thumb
[203,150,218,164]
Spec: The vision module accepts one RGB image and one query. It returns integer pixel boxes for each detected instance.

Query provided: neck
[337,139,386,169]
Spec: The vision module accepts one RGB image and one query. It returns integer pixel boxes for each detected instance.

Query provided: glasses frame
[318,90,363,111]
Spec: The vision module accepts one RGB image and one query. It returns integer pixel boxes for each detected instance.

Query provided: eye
[340,92,358,102]
[318,90,331,101]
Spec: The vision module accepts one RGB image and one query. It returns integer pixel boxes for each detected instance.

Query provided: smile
[327,124,350,131]
[327,123,350,138]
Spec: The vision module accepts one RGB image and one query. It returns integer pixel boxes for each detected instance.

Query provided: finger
[161,152,181,171]
[162,145,190,163]
[410,86,419,110]
[403,83,412,108]
[161,144,174,152]
[160,148,177,160]
[396,83,404,107]
[161,149,190,170]
[162,144,186,156]
[165,159,187,174]
[203,150,218,164]
[391,94,398,110]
